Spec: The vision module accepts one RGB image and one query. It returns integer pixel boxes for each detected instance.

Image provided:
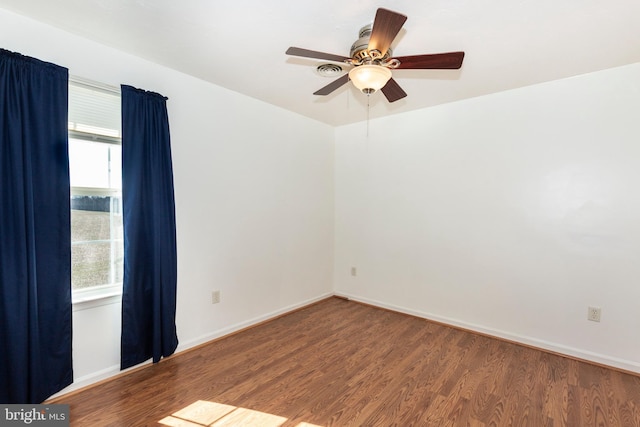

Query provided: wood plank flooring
[52,297,640,426]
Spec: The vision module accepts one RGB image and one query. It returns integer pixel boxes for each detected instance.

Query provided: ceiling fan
[286,8,465,103]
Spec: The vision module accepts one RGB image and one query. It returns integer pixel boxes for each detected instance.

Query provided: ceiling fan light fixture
[348,64,392,94]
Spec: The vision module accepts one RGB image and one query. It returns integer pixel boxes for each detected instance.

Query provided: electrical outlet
[211,290,220,304]
[587,306,601,322]
[350,267,357,277]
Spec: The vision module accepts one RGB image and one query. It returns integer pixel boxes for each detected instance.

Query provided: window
[68,79,123,302]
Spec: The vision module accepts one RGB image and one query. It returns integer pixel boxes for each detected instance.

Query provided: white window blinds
[68,78,121,144]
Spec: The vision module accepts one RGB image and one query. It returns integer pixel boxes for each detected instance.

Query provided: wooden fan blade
[313,74,350,96]
[394,52,465,69]
[368,8,407,58]
[381,78,407,103]
[286,47,351,63]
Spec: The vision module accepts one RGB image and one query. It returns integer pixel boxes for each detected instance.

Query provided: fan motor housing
[350,24,392,63]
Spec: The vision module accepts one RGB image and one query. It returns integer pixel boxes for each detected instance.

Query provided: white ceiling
[1,0,639,126]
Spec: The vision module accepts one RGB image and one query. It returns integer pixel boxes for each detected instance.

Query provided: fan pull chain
[366,94,370,137]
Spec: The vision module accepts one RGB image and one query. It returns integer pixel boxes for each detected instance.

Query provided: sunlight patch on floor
[158,400,323,427]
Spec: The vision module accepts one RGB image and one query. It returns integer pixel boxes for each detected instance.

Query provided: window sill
[72,285,122,311]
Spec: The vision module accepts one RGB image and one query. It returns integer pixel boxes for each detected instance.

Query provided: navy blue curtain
[120,85,178,370]
[0,49,72,403]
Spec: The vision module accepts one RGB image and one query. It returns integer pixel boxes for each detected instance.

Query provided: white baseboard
[48,364,125,399]
[49,292,334,400]
[50,290,637,401]
[336,293,640,375]
[176,292,334,352]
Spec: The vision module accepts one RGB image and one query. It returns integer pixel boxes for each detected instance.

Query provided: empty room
[1,1,639,426]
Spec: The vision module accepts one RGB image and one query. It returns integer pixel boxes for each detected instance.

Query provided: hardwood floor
[53,297,640,426]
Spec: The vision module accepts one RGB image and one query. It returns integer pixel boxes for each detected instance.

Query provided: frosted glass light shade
[348,65,392,93]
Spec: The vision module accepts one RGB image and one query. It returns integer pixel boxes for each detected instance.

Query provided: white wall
[335,62,640,372]
[0,8,335,393]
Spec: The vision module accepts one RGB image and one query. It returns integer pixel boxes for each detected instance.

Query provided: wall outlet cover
[587,306,601,322]
[212,290,221,304]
